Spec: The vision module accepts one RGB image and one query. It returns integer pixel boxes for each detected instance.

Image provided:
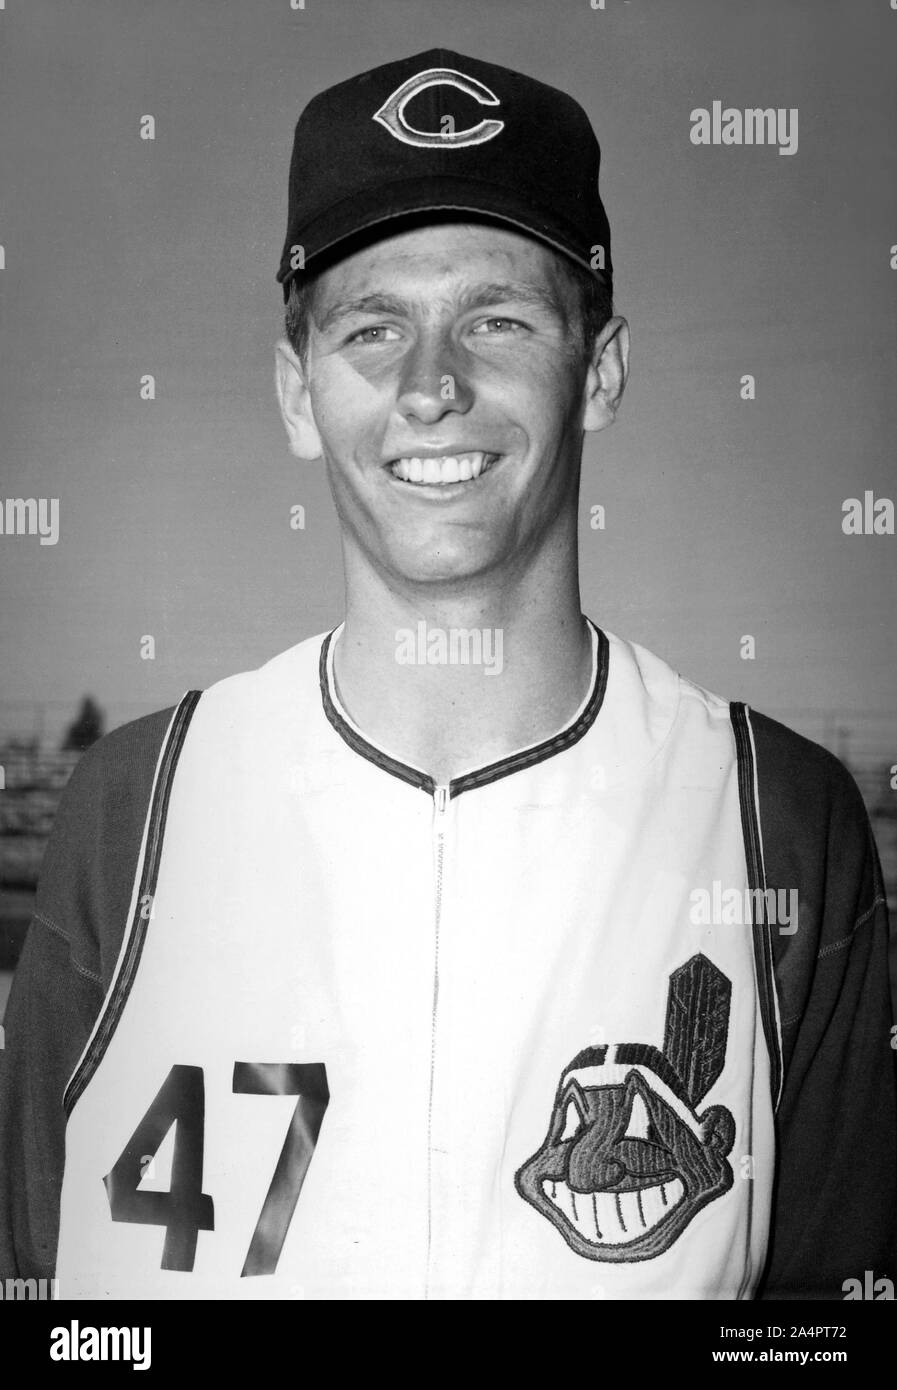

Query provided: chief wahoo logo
[516,955,736,1262]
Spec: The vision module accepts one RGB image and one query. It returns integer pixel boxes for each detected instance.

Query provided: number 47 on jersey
[104,1062,329,1277]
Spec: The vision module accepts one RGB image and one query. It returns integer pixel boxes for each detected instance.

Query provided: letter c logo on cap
[373,67,504,149]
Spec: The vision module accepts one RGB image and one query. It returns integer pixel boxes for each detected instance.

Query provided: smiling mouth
[387,451,500,485]
[541,1177,685,1245]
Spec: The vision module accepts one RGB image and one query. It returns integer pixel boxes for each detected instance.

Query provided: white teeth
[618,1190,644,1234]
[389,450,495,484]
[541,1178,685,1245]
[638,1181,667,1230]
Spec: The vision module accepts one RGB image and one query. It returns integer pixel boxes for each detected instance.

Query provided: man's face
[279,222,622,588]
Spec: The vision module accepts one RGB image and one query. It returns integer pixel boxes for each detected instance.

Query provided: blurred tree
[61,697,104,753]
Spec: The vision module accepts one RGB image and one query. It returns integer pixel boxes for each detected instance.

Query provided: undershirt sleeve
[750,710,897,1299]
[0,708,173,1279]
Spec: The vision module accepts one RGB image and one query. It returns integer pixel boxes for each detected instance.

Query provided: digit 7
[233,1062,330,1278]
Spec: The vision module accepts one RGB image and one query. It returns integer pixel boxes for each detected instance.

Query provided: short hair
[284,242,613,366]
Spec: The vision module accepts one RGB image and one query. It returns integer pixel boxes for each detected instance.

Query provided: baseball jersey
[53,623,782,1299]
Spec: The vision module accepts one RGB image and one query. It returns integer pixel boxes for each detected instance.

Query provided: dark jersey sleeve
[751,711,897,1299]
[0,709,172,1279]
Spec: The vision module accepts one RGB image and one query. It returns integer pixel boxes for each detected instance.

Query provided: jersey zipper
[425,782,449,1298]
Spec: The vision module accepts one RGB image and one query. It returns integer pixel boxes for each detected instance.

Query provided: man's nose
[395,330,473,423]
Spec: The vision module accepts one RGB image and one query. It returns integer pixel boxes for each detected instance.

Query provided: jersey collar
[318,619,609,800]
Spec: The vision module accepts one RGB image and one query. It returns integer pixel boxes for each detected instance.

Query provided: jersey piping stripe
[318,622,610,800]
[744,703,784,1105]
[451,627,608,797]
[62,691,203,1117]
[318,631,435,794]
[730,700,784,1111]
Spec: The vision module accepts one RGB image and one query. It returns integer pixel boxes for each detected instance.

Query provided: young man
[0,49,893,1300]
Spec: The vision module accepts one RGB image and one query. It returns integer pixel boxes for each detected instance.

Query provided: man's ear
[582,316,630,433]
[700,1105,736,1160]
[275,338,323,460]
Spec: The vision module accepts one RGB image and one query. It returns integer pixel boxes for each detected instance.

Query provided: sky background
[1,0,895,743]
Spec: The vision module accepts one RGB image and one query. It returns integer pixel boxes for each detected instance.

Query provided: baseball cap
[277,48,612,300]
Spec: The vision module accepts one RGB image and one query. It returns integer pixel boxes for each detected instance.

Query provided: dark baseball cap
[277,48,612,300]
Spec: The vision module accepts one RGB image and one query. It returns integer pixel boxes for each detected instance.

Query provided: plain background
[0,0,895,745]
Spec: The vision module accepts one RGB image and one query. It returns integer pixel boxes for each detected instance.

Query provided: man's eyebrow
[315,281,568,334]
[456,281,568,319]
[316,293,408,333]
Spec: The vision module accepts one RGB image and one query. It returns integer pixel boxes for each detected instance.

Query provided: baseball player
[0,49,894,1300]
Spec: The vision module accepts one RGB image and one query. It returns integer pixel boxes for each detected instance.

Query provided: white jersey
[56,623,781,1299]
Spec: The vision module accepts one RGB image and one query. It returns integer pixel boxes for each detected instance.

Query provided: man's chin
[382,547,508,590]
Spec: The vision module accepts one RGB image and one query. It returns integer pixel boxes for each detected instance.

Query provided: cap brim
[278,172,609,297]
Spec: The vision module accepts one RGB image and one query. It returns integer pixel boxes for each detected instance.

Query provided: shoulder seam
[70,957,104,987]
[32,909,71,946]
[31,910,103,986]
[817,895,886,960]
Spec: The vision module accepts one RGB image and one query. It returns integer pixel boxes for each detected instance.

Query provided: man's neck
[331,572,594,786]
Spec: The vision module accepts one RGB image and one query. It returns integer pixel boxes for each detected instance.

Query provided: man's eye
[622,1091,664,1148]
[559,1097,584,1142]
[624,1092,652,1141]
[347,325,400,344]
[471,316,526,336]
